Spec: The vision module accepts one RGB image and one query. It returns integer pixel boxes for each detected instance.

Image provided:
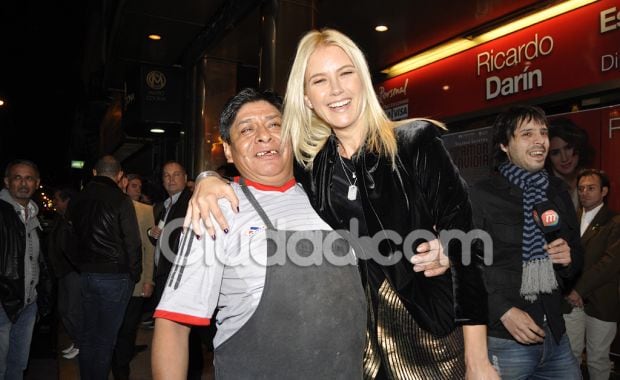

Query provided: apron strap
[239,178,276,230]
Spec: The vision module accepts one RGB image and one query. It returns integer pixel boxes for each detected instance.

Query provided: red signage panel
[378,0,620,120]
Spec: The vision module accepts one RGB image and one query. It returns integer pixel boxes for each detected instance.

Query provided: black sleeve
[555,185,584,282]
[470,184,514,325]
[407,122,488,325]
[120,197,142,282]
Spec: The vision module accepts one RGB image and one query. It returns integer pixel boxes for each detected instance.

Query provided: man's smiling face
[223,100,293,186]
[501,119,549,173]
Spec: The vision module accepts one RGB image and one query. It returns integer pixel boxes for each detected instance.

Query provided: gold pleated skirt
[363,279,466,380]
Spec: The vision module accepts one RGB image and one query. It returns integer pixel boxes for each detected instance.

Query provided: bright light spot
[375,25,388,32]
[148,34,162,41]
[0,100,4,106]
[150,128,165,134]
[442,85,450,91]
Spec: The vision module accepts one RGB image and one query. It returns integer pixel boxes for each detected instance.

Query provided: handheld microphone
[532,201,561,243]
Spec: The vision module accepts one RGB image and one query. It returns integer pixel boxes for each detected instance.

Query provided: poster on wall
[548,106,620,212]
[442,126,494,186]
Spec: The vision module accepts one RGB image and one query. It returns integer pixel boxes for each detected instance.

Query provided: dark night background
[0,1,86,185]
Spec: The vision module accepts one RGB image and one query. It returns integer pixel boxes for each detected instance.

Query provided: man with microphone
[470,105,583,379]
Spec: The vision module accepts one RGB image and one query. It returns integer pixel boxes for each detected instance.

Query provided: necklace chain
[338,153,357,186]
[337,143,358,201]
[338,152,358,201]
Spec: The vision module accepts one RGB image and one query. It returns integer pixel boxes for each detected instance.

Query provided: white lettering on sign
[378,79,409,102]
[600,7,619,33]
[602,52,619,72]
[385,103,409,121]
[486,66,543,100]
[477,34,554,75]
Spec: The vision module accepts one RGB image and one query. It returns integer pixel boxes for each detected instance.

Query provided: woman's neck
[334,128,364,159]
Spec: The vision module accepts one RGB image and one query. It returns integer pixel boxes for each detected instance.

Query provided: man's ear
[223,142,234,163]
[602,186,609,198]
[3,177,9,189]
[500,143,508,153]
[92,169,97,177]
[119,176,128,192]
[115,170,124,184]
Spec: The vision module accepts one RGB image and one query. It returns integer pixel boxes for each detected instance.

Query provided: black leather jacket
[296,120,488,336]
[0,200,52,322]
[68,176,142,281]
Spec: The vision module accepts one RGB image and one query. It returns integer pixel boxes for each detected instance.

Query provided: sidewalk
[25,321,214,379]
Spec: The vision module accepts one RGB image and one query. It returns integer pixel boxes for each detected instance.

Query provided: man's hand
[142,283,154,298]
[410,238,450,277]
[545,238,571,266]
[149,225,162,239]
[500,307,545,344]
[465,361,500,380]
[566,289,583,308]
[184,176,238,238]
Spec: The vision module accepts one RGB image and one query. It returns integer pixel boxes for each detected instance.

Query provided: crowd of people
[1,27,619,380]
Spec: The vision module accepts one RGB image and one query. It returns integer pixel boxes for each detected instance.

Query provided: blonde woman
[188,29,497,379]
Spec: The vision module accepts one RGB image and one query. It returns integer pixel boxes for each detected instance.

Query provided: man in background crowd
[125,174,143,203]
[48,186,81,360]
[110,174,155,380]
[563,169,620,380]
[69,155,142,380]
[147,161,202,379]
[0,159,51,379]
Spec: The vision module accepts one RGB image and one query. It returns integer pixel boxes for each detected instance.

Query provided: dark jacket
[470,173,583,342]
[296,120,488,336]
[68,176,142,282]
[151,187,192,281]
[572,205,620,322]
[0,199,53,322]
[47,213,77,278]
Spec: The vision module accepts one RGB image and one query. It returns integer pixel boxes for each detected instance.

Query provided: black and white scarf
[499,161,558,302]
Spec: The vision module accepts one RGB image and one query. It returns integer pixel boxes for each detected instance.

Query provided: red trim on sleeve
[154,310,211,326]
[233,176,296,192]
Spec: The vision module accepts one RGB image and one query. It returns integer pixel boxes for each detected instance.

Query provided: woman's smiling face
[303,45,364,134]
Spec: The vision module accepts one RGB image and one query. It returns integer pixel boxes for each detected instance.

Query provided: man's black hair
[219,88,283,143]
[492,105,548,164]
[577,168,610,198]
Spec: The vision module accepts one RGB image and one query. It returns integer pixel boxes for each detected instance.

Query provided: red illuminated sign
[378,0,620,120]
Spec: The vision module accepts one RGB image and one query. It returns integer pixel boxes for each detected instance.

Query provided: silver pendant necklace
[338,152,358,201]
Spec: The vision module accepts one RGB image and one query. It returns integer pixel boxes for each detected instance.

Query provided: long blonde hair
[282,28,398,169]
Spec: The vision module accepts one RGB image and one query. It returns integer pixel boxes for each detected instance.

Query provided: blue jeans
[488,327,581,380]
[0,302,37,380]
[78,273,132,380]
[57,271,82,345]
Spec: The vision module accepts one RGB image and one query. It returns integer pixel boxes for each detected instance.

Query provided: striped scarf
[499,161,558,302]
